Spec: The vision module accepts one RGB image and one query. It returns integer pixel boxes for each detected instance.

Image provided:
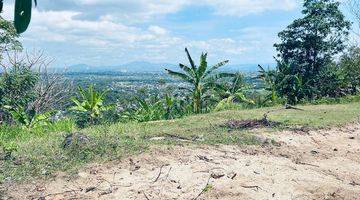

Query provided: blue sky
[2,0,356,68]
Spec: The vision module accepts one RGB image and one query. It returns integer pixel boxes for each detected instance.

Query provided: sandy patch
[3,122,360,200]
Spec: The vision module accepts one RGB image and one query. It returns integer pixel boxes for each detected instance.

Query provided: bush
[69,85,113,128]
[0,64,39,124]
[0,64,38,107]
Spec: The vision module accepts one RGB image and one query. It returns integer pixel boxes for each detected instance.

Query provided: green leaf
[179,64,195,77]
[165,69,194,84]
[198,53,208,78]
[203,60,229,78]
[0,0,3,13]
[185,48,197,71]
[14,0,32,34]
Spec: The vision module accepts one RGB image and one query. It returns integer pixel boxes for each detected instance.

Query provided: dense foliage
[274,0,351,103]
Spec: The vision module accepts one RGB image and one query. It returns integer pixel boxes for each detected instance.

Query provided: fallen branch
[350,181,360,186]
[240,185,262,191]
[165,166,172,180]
[153,165,165,183]
[295,161,319,167]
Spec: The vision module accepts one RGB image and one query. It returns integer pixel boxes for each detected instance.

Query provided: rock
[85,186,96,193]
[41,169,49,176]
[78,172,88,178]
[211,169,225,179]
[62,132,90,149]
[197,155,214,162]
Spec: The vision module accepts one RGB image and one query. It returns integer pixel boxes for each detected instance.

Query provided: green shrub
[70,85,113,128]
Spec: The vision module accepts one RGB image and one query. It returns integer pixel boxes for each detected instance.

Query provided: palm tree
[165,48,231,113]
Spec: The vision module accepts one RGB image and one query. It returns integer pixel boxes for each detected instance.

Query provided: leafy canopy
[274,0,351,101]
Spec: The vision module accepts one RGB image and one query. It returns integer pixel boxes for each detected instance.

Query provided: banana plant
[165,48,232,113]
[213,73,254,110]
[0,0,37,33]
[3,105,51,128]
[257,64,278,103]
[164,94,175,120]
[70,85,112,125]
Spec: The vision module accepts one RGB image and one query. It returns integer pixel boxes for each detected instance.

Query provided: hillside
[2,102,360,199]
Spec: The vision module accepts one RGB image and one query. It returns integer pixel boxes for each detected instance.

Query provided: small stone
[211,169,225,179]
[41,169,49,176]
[78,172,88,178]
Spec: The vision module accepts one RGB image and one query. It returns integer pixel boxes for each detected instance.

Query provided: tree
[0,63,38,109]
[274,0,351,100]
[0,17,22,55]
[0,51,56,125]
[259,60,305,105]
[339,46,360,94]
[0,0,36,34]
[165,48,231,113]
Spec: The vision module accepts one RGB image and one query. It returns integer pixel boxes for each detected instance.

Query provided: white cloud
[7,0,298,23]
[203,0,298,16]
[148,26,168,35]
[0,1,294,66]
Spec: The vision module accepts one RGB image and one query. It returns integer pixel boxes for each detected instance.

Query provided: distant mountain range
[50,61,275,73]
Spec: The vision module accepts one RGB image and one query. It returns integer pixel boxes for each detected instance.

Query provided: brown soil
[3,122,360,200]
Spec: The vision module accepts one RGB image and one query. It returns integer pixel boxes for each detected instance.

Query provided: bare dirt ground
[3,122,360,200]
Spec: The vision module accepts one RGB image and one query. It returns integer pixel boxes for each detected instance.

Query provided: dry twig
[193,176,211,200]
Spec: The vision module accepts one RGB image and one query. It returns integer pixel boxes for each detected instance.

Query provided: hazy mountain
[52,61,274,73]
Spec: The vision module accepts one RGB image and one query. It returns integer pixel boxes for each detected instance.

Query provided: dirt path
[4,122,360,200]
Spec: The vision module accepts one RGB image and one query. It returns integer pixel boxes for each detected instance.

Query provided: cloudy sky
[1,0,355,68]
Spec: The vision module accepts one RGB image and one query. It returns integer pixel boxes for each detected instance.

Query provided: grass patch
[1,102,360,183]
